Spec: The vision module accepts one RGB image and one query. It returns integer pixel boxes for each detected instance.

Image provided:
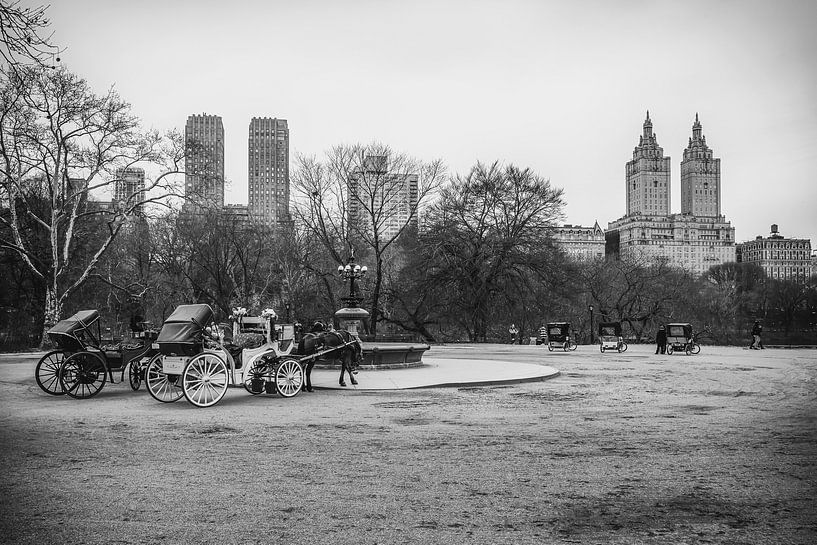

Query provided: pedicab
[544,322,577,351]
[35,309,158,398]
[665,323,700,355]
[145,304,362,408]
[598,321,628,353]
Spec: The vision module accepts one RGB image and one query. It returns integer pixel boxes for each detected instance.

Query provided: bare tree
[420,162,565,342]
[0,0,62,70]
[291,142,445,334]
[0,66,185,343]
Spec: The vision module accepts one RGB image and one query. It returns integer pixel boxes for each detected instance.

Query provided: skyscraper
[248,117,289,225]
[626,111,671,216]
[347,155,419,240]
[113,167,146,214]
[606,113,735,275]
[184,113,224,211]
[681,114,721,217]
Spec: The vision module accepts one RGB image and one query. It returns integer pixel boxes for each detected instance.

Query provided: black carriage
[543,322,577,352]
[35,309,158,398]
[598,321,628,353]
[665,323,700,355]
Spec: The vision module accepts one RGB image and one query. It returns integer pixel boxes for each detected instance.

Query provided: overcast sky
[38,0,817,245]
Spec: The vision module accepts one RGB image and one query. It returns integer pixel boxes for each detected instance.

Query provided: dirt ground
[0,344,815,544]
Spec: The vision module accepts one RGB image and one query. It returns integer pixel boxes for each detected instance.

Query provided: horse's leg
[303,360,314,392]
[347,350,358,385]
[338,359,346,387]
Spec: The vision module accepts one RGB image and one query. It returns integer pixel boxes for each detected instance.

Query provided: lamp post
[285,302,291,323]
[589,304,594,345]
[335,253,369,336]
[337,255,368,308]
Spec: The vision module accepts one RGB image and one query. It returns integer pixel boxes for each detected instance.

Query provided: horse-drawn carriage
[543,322,577,352]
[665,323,700,355]
[145,304,362,408]
[598,321,628,353]
[35,309,157,398]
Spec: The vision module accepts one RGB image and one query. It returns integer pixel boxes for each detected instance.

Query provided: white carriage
[144,304,303,408]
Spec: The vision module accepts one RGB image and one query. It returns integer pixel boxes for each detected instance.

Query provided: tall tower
[681,114,721,217]
[625,111,671,216]
[248,117,289,225]
[184,113,225,210]
[114,167,146,215]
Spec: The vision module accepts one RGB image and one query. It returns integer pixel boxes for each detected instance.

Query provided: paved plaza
[0,344,815,544]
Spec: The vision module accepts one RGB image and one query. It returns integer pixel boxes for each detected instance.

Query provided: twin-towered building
[183,113,290,226]
[604,112,736,275]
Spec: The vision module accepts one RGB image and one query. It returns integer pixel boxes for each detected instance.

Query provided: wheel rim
[691,343,700,354]
[128,360,142,391]
[275,359,303,398]
[35,351,66,395]
[242,357,269,395]
[61,353,106,399]
[183,354,229,407]
[146,355,183,403]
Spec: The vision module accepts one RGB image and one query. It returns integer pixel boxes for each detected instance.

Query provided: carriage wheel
[275,358,303,398]
[60,352,107,399]
[568,341,577,351]
[35,350,66,395]
[182,354,229,408]
[242,356,271,395]
[563,342,569,352]
[599,345,605,353]
[128,359,144,391]
[547,344,553,352]
[689,343,701,355]
[145,355,183,403]
[619,342,628,353]
[667,345,674,355]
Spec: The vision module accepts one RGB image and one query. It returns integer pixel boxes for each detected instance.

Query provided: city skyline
[36,0,817,246]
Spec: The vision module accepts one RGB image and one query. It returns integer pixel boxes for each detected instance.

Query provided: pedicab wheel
[666,345,674,355]
[548,344,553,352]
[60,352,107,399]
[568,341,578,351]
[689,343,700,355]
[145,355,183,403]
[599,345,605,353]
[182,353,229,408]
[563,342,569,352]
[274,358,303,398]
[619,342,628,353]
[128,359,143,391]
[35,350,66,395]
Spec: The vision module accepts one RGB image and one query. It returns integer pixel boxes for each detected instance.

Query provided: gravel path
[1,345,815,544]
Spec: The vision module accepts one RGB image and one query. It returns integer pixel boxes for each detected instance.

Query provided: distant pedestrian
[750,321,762,349]
[655,325,667,354]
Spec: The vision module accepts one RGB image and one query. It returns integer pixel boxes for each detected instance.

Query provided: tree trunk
[369,256,384,335]
[39,287,62,349]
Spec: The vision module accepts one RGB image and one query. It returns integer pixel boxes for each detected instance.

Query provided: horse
[297,328,362,391]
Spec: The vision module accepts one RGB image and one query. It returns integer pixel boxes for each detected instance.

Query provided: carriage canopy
[598,321,622,337]
[666,323,692,339]
[156,304,214,356]
[546,322,570,340]
[47,310,100,351]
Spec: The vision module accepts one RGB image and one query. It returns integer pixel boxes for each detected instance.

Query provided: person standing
[751,321,763,349]
[655,325,667,354]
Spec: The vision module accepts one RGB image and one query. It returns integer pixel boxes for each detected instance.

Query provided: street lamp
[589,304,594,345]
[337,254,368,308]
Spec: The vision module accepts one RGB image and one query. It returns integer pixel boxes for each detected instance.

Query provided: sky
[33,0,817,245]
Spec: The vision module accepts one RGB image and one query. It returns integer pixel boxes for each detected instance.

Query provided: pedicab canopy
[47,310,100,351]
[666,323,692,339]
[598,322,622,338]
[546,322,570,341]
[157,304,214,356]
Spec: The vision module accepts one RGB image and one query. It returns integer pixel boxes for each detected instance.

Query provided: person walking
[751,321,763,349]
[655,325,667,354]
